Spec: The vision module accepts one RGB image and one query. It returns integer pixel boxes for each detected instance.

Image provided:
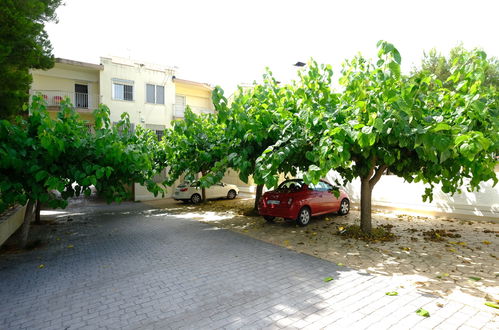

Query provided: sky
[46,0,499,95]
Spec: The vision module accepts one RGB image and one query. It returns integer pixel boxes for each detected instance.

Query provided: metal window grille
[124,85,133,101]
[155,130,164,141]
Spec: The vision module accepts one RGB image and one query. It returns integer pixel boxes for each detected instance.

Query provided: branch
[369,164,387,189]
[365,157,376,180]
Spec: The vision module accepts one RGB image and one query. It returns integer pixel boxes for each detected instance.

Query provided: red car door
[306,183,326,215]
[321,181,340,212]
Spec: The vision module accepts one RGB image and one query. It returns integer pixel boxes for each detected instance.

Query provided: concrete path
[0,203,496,329]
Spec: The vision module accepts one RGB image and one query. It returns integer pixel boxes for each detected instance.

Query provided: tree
[164,108,227,202]
[213,68,323,211]
[0,96,167,246]
[255,41,498,233]
[0,0,62,119]
[415,45,499,90]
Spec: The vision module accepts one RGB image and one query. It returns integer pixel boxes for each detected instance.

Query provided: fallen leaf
[385,291,398,296]
[484,302,499,309]
[67,244,74,248]
[448,248,456,252]
[482,241,491,245]
[469,276,481,281]
[436,303,444,308]
[337,263,344,267]
[323,277,334,282]
[457,242,467,246]
[416,308,430,317]
[38,264,45,269]
[283,240,290,246]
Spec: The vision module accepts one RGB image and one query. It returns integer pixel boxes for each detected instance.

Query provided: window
[146,84,164,104]
[308,181,331,191]
[174,95,186,117]
[112,79,134,101]
[155,130,164,141]
[146,124,165,141]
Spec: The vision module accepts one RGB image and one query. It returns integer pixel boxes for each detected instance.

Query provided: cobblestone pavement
[0,202,497,329]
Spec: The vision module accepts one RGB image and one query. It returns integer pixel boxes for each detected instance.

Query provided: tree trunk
[359,163,387,234]
[20,200,35,248]
[360,178,372,233]
[201,187,206,202]
[254,184,264,212]
[200,171,207,202]
[34,200,41,224]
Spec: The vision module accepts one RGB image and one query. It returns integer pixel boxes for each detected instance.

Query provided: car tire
[227,189,237,199]
[338,198,350,215]
[263,215,275,222]
[296,207,311,226]
[191,193,202,204]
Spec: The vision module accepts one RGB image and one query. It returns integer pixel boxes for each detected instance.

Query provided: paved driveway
[0,203,496,329]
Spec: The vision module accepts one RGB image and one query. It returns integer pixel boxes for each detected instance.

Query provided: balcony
[31,90,99,111]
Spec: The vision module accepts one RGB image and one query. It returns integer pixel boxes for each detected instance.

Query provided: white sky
[46,0,499,94]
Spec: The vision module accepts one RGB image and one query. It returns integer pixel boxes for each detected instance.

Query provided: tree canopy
[164,107,227,201]
[0,0,62,119]
[0,96,167,220]
[214,42,499,233]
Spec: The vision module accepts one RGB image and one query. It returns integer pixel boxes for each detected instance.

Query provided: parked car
[258,179,350,226]
[174,181,239,204]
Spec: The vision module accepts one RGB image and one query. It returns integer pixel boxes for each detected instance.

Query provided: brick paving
[0,203,497,329]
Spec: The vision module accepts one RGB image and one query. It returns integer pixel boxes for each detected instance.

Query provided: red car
[258,179,350,226]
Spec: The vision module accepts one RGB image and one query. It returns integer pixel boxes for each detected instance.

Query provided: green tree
[0,0,62,119]
[164,108,227,202]
[0,96,167,246]
[256,42,498,233]
[415,45,499,90]
[213,68,325,210]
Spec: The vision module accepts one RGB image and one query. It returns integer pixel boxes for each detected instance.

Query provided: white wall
[331,173,499,220]
[100,57,175,128]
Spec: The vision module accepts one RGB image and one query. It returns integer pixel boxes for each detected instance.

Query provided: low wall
[0,204,27,247]
[338,174,499,220]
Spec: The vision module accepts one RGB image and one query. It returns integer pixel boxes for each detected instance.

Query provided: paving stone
[0,201,496,329]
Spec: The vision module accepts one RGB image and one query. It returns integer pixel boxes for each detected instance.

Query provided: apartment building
[30,56,219,200]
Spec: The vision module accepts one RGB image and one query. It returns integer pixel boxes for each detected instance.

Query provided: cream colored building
[30,56,226,200]
[30,58,102,123]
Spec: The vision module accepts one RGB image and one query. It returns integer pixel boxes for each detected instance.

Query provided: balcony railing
[31,90,99,110]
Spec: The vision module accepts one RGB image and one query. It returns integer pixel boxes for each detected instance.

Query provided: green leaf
[323,277,334,282]
[433,123,452,132]
[415,308,430,317]
[468,276,481,281]
[385,291,398,296]
[35,171,48,182]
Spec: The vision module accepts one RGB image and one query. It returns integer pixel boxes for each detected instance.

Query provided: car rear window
[277,180,303,191]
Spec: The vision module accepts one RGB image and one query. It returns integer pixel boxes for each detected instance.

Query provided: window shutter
[156,86,164,104]
[146,84,155,103]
